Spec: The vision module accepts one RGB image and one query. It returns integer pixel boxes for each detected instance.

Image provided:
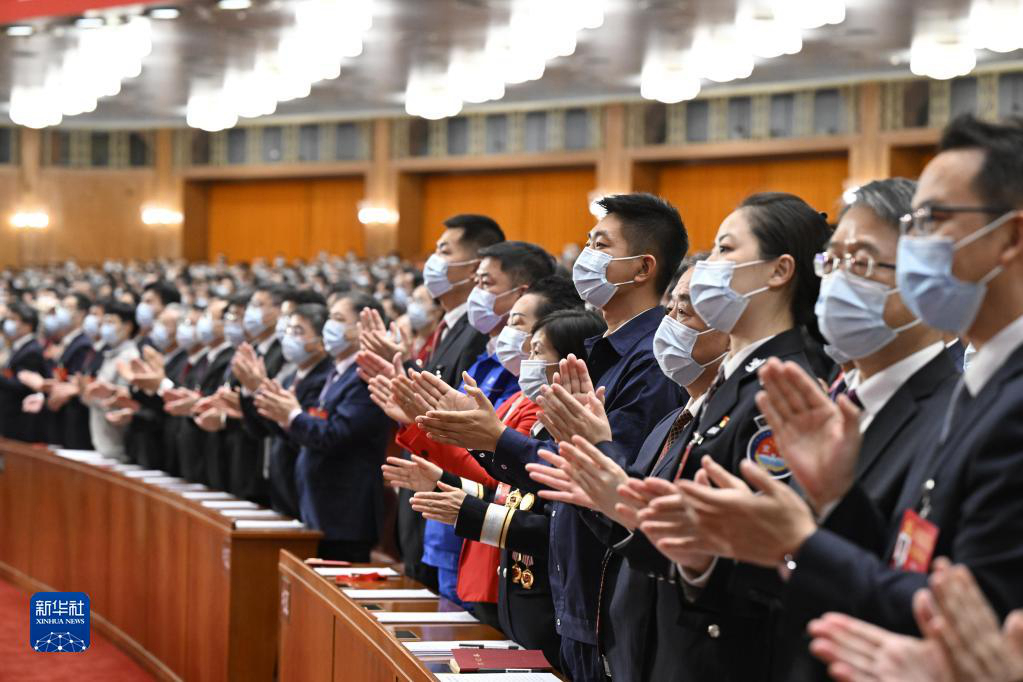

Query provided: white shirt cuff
[287,407,302,424]
[679,556,718,587]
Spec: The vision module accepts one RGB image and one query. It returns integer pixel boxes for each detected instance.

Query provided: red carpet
[0,578,154,682]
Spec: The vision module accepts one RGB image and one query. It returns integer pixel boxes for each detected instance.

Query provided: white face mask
[423,254,477,298]
[518,359,556,401]
[572,247,644,309]
[495,326,530,376]
[690,259,770,333]
[652,315,725,387]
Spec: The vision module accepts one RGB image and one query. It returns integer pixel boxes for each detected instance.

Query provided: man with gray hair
[810,177,961,523]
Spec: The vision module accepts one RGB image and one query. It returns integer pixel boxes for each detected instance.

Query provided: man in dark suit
[641,117,1023,663]
[17,293,94,447]
[0,302,48,442]
[239,302,332,519]
[358,214,502,586]
[165,298,234,485]
[124,303,188,470]
[224,287,285,501]
[257,293,393,561]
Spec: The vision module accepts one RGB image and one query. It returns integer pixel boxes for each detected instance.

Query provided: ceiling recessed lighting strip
[186,0,373,131]
[640,0,845,104]
[405,0,607,120]
[8,16,153,129]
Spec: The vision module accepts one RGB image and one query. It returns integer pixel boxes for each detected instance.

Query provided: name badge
[890,508,939,573]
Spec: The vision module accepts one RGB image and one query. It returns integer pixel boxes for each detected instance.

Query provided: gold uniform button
[707,624,720,639]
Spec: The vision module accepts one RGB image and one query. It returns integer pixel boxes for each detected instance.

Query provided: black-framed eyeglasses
[814,251,896,279]
[899,205,1013,236]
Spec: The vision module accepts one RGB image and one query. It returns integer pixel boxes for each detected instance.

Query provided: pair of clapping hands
[810,558,1023,682]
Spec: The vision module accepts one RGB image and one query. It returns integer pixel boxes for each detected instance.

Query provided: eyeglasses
[814,251,896,279]
[899,205,1012,236]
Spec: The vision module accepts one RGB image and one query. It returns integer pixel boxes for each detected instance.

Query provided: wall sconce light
[141,206,183,225]
[357,202,399,225]
[10,211,49,229]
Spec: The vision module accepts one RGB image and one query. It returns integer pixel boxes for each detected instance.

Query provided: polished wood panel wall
[0,169,182,267]
[647,153,850,251]
[418,167,597,257]
[204,176,366,262]
[889,145,936,180]
[0,439,321,681]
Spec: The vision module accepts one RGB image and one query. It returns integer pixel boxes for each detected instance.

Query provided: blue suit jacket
[289,362,392,543]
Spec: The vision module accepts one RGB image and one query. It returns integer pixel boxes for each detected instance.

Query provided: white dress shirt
[849,341,946,433]
[964,314,1023,397]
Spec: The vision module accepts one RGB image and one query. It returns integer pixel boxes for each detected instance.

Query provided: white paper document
[314,567,400,577]
[234,519,305,530]
[342,588,436,600]
[435,675,559,682]
[218,509,281,518]
[181,491,233,500]
[402,640,519,656]
[372,611,478,624]
[200,500,259,509]
[122,469,166,478]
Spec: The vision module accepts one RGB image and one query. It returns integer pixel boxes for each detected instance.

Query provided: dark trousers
[318,539,373,563]
[561,635,606,682]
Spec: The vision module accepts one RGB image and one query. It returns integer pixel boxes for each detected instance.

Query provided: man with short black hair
[479,192,688,680]
[0,301,47,442]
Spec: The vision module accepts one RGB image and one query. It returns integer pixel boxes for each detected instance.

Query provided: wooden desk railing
[0,438,322,681]
[278,551,510,682]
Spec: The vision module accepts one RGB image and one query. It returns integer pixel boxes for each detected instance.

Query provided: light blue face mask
[282,334,313,364]
[494,326,530,376]
[197,316,216,345]
[406,302,432,331]
[244,306,268,336]
[151,322,172,351]
[136,302,156,328]
[689,259,772,333]
[100,322,122,347]
[572,247,644,309]
[43,313,62,336]
[518,359,557,401]
[176,323,197,350]
[467,286,519,334]
[322,319,351,356]
[815,270,919,360]
[225,321,246,347]
[2,318,18,338]
[896,210,1017,334]
[83,314,100,339]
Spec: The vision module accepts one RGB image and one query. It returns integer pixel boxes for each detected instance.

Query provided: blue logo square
[29,592,90,653]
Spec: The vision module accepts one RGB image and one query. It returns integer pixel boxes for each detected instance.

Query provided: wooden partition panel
[206,176,365,262]
[651,153,849,251]
[0,439,321,682]
[418,167,596,257]
[889,145,936,181]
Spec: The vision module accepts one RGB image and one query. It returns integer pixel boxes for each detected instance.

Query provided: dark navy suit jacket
[241,355,333,519]
[289,362,392,543]
[788,341,1023,636]
[0,338,48,442]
